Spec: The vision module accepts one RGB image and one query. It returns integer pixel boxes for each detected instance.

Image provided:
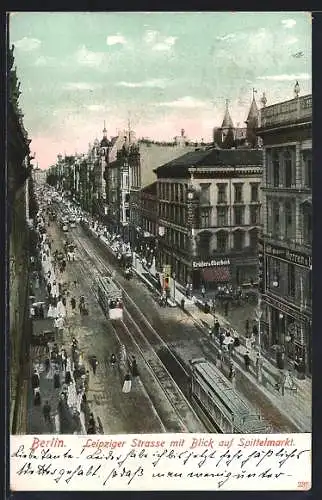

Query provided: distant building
[104,130,197,244]
[32,167,46,185]
[257,91,312,373]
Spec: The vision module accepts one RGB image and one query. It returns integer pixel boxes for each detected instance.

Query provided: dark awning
[201,266,231,283]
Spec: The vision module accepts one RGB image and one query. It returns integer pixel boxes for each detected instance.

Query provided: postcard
[8,11,312,492]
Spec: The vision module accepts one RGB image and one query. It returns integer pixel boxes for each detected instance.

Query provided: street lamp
[172,272,176,302]
[255,296,263,382]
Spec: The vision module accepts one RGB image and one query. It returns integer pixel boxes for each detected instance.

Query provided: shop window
[287,263,295,297]
[217,230,228,252]
[270,258,281,288]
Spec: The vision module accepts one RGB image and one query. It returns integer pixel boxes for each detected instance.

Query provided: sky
[9,11,311,169]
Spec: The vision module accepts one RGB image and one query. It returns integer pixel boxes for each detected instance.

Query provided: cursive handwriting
[11,434,311,490]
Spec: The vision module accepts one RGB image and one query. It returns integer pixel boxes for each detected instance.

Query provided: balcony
[260,94,312,129]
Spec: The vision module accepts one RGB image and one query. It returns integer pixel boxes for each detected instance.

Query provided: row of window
[217,182,260,204]
[198,229,259,254]
[200,205,261,228]
[157,181,260,204]
[266,199,312,244]
[266,148,312,189]
[158,182,187,202]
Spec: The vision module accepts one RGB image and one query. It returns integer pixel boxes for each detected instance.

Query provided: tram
[189,358,268,434]
[97,276,123,320]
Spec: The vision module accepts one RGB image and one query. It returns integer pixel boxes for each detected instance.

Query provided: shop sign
[192,259,230,269]
[265,243,311,269]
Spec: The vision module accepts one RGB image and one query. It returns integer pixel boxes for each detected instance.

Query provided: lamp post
[255,296,263,382]
[172,272,176,302]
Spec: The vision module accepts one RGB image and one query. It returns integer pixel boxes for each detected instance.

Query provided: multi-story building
[8,44,33,433]
[154,147,262,289]
[257,90,312,373]
[32,166,46,185]
[103,129,198,244]
[138,181,158,253]
[154,99,263,289]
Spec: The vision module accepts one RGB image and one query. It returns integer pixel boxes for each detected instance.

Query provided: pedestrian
[31,369,40,391]
[201,285,205,299]
[214,320,220,337]
[44,357,50,372]
[131,356,139,377]
[211,298,216,313]
[62,355,67,372]
[244,351,251,371]
[53,370,60,389]
[224,301,229,317]
[34,387,41,406]
[43,401,51,423]
[71,297,76,310]
[279,370,286,396]
[110,354,116,366]
[92,356,98,375]
[122,373,132,393]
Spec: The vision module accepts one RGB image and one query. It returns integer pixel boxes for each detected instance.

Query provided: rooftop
[154,147,262,174]
[260,94,312,130]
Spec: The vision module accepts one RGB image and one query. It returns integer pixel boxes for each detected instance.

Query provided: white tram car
[190,358,268,434]
[97,276,123,320]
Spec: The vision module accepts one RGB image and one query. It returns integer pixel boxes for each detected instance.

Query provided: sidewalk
[83,220,311,432]
[134,264,311,432]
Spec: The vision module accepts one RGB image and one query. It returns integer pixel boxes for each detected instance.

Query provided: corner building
[154,147,262,289]
[258,94,312,373]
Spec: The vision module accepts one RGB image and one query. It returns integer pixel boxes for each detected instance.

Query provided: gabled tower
[245,89,259,148]
[221,100,235,149]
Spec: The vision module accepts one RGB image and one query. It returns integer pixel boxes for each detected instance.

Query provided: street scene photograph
[8,12,312,437]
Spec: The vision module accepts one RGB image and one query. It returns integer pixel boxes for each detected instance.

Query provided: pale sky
[9,11,311,169]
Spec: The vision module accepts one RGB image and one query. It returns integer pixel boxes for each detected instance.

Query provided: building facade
[257,92,312,373]
[8,45,32,433]
[154,147,263,289]
[138,181,158,254]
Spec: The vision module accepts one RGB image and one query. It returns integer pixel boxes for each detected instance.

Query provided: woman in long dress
[122,373,132,393]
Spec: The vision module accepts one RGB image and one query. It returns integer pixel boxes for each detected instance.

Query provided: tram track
[73,230,208,432]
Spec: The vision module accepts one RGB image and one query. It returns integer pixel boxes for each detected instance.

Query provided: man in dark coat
[43,401,51,423]
[244,351,251,371]
[71,297,76,310]
[54,370,60,389]
[31,369,40,390]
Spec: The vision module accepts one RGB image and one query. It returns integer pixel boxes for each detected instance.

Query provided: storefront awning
[201,266,231,283]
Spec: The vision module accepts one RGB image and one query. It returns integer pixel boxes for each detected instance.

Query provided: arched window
[284,151,293,188]
[217,230,228,252]
[233,229,245,250]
